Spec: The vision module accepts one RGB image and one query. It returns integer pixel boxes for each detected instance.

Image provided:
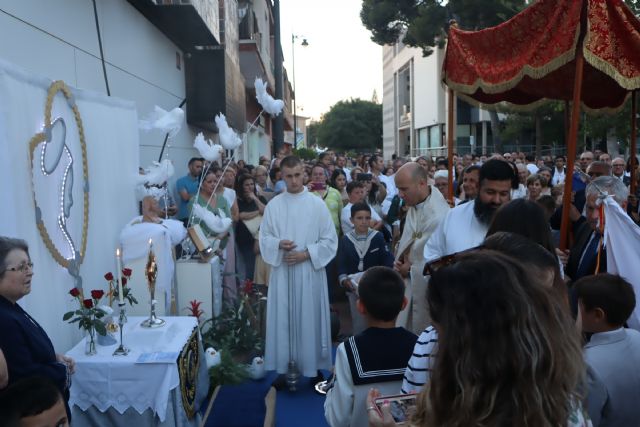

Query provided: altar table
[66,316,209,427]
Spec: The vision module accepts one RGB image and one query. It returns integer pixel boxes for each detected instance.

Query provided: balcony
[126,0,221,50]
[239,32,275,90]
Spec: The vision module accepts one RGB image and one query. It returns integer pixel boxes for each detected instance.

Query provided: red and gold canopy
[442,0,640,111]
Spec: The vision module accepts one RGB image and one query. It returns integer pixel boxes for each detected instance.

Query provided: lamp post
[291,34,308,149]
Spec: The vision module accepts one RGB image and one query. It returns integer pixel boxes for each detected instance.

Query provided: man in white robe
[393,163,450,334]
[259,156,338,383]
[424,159,515,262]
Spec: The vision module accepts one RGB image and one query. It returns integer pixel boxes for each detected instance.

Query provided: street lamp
[291,34,308,149]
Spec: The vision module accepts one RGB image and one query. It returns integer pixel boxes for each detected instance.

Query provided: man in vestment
[424,159,515,262]
[393,163,449,334]
[259,156,338,386]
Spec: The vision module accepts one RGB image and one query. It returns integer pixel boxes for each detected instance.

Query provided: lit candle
[116,248,124,304]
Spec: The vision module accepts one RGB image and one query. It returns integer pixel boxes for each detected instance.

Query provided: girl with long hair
[370,251,588,427]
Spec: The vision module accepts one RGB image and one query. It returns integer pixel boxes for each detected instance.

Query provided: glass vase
[85,326,97,356]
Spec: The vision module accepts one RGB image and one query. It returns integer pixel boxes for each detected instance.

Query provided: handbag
[242,215,263,239]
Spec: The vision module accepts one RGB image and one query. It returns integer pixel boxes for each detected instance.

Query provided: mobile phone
[357,173,373,182]
[311,182,326,191]
[374,394,417,425]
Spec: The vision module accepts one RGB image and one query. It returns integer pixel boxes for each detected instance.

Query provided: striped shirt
[401,325,438,394]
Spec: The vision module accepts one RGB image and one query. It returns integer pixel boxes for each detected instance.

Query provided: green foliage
[316,98,382,151]
[207,347,250,391]
[201,296,263,357]
[293,147,317,161]
[306,122,319,148]
[361,0,527,57]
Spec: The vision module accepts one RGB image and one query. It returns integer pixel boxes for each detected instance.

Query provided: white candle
[116,248,124,304]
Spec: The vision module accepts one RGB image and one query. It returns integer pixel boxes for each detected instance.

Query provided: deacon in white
[259,156,338,377]
[424,159,514,262]
[393,163,449,334]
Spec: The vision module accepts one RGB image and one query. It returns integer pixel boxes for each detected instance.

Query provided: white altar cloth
[67,316,198,422]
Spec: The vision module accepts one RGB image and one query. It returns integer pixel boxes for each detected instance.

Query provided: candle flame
[116,248,121,256]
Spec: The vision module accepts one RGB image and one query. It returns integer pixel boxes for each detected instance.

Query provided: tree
[316,99,382,152]
[361,0,525,56]
[361,0,527,153]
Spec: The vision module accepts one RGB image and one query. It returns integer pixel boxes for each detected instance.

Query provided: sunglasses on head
[423,245,484,276]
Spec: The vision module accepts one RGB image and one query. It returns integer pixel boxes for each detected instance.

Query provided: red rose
[121,277,127,286]
[69,288,80,297]
[104,272,114,281]
[83,299,93,309]
[122,268,132,277]
[91,290,104,300]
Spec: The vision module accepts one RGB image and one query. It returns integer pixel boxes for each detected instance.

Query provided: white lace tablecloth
[67,316,198,422]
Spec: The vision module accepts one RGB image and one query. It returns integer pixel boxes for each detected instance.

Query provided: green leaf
[63,312,74,321]
[94,321,107,336]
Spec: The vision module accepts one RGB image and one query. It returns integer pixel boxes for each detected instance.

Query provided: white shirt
[341,203,381,235]
[526,163,539,175]
[423,200,488,262]
[552,168,566,186]
[377,173,397,202]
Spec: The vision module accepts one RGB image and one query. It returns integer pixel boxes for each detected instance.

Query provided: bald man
[393,163,450,333]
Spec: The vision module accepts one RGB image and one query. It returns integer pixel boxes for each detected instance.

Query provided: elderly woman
[0,237,75,410]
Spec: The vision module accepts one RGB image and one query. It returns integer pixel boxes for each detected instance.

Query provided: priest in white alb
[259,156,338,385]
[393,163,450,334]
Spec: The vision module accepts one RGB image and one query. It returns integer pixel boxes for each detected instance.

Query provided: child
[324,267,417,427]
[575,273,640,426]
[338,203,394,334]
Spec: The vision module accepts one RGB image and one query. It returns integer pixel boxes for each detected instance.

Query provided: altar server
[423,159,514,262]
[259,156,338,382]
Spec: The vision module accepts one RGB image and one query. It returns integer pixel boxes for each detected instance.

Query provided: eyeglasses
[5,262,34,273]
[423,245,483,276]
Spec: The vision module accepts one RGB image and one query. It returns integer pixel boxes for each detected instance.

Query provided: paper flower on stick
[214,114,242,150]
[139,159,174,186]
[254,78,284,116]
[192,204,232,234]
[194,133,223,162]
[139,106,184,137]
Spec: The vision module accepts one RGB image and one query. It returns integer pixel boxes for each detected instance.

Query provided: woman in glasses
[373,250,589,426]
[0,236,74,415]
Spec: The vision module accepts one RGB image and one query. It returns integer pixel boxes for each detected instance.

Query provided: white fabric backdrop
[0,57,139,351]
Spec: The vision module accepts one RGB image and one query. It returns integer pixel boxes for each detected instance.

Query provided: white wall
[413,47,446,129]
[0,0,200,185]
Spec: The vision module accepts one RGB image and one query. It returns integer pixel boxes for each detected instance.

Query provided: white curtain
[0,57,139,351]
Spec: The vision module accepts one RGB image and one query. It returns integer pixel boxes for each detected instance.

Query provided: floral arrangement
[186,300,204,323]
[200,279,266,390]
[63,288,109,354]
[104,268,138,306]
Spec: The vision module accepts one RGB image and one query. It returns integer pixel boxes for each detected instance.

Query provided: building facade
[382,41,494,160]
[0,0,292,171]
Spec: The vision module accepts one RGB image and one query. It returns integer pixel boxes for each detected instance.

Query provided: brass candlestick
[141,240,165,328]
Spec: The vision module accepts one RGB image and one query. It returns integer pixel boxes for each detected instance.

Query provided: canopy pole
[447,88,455,202]
[559,49,585,250]
[630,90,637,196]
[564,100,570,145]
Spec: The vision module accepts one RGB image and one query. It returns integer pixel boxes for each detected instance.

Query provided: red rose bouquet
[63,287,108,355]
[105,268,138,306]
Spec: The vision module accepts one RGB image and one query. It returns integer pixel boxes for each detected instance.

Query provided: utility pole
[273,0,284,155]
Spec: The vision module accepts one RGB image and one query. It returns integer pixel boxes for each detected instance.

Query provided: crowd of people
[1,143,639,426]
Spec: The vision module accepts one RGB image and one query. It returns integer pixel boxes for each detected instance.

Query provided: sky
[279,0,383,121]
